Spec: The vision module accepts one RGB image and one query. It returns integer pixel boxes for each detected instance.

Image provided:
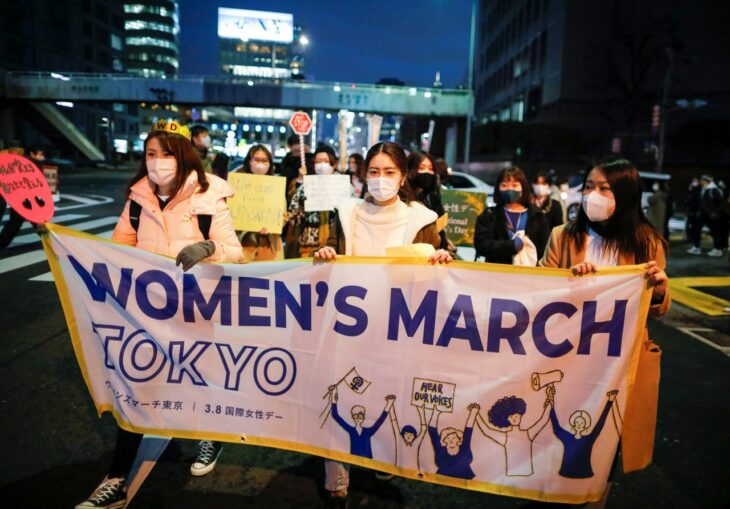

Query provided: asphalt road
[0,170,728,508]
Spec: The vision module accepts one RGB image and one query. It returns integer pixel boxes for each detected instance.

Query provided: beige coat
[540,224,670,471]
[112,172,243,263]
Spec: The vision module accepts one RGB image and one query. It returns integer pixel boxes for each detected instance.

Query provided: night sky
[178,0,472,88]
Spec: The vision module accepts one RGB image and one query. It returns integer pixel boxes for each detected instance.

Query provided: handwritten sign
[303,174,351,212]
[411,377,456,413]
[441,190,487,247]
[0,154,54,223]
[43,165,59,196]
[227,172,286,233]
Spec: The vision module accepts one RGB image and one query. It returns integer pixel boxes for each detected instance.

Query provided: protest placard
[303,174,351,212]
[227,172,286,233]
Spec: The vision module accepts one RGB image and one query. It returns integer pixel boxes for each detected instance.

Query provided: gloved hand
[175,240,216,271]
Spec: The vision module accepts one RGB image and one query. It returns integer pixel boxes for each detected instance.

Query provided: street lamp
[299,35,309,47]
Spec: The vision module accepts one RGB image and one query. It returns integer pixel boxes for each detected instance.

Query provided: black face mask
[414,172,437,191]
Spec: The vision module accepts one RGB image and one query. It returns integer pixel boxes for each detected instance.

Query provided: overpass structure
[0,72,472,117]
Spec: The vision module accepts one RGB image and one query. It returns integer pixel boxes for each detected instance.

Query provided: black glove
[175,240,216,271]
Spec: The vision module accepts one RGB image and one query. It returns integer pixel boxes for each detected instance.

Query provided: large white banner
[42,224,651,504]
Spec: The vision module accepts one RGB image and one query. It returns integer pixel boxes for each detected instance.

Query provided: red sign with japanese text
[0,154,54,223]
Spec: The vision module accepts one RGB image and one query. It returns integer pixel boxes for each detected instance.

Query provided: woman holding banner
[539,156,670,507]
[314,141,451,506]
[407,151,450,251]
[474,166,550,266]
[76,122,243,509]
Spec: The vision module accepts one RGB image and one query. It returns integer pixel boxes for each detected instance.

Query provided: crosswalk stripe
[0,250,48,275]
[28,230,115,282]
[8,216,118,248]
[19,214,89,230]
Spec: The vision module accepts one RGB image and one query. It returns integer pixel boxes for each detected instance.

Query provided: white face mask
[314,162,334,175]
[533,184,550,197]
[147,158,177,187]
[199,135,211,149]
[581,191,616,222]
[251,162,269,175]
[368,177,400,202]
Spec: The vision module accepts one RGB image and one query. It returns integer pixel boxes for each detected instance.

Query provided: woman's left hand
[428,249,453,265]
[645,261,668,302]
[259,228,269,235]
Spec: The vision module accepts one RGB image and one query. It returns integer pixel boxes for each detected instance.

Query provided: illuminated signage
[218,8,294,43]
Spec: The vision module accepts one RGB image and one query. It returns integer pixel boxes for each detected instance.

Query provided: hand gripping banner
[41,224,652,504]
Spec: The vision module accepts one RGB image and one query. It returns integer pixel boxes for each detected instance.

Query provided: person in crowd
[550,172,569,222]
[285,144,342,259]
[539,156,670,508]
[0,146,46,249]
[532,171,564,230]
[474,166,550,265]
[646,181,668,235]
[279,133,313,190]
[433,156,450,187]
[75,122,243,509]
[314,141,452,506]
[407,151,449,250]
[190,124,213,174]
[688,174,726,256]
[348,152,367,198]
[685,178,702,252]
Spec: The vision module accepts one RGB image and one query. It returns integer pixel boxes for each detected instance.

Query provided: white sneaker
[190,440,223,476]
[687,246,702,255]
[707,248,723,257]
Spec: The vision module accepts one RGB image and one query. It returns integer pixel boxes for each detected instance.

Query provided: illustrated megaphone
[531,370,564,391]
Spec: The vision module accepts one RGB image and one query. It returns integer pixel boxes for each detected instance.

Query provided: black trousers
[107,427,144,479]
[0,206,25,249]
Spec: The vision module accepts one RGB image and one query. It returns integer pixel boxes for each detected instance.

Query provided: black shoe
[75,476,127,509]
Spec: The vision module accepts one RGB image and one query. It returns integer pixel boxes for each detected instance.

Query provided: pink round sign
[0,153,54,223]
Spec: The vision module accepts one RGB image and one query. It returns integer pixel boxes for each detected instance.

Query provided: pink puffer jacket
[112,172,243,263]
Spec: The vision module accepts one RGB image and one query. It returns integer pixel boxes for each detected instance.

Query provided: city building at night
[218,8,306,80]
[473,0,730,165]
[124,0,180,77]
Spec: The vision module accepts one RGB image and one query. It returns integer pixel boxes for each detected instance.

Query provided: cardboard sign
[0,154,54,223]
[43,165,59,194]
[303,174,351,212]
[441,190,487,247]
[227,173,287,234]
[411,378,456,413]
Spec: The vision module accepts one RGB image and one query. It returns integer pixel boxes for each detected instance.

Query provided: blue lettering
[436,294,483,351]
[182,274,232,325]
[578,300,627,357]
[387,289,437,344]
[274,281,312,330]
[532,302,577,357]
[334,285,368,337]
[486,298,528,355]
[253,347,297,396]
[239,277,270,326]
[135,270,178,320]
[167,340,211,386]
[215,344,258,391]
[69,256,132,307]
[118,329,167,382]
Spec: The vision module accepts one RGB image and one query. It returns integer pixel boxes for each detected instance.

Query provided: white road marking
[28,230,115,282]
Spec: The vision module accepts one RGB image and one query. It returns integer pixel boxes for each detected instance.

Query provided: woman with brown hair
[539,156,670,508]
[474,166,550,265]
[315,141,451,507]
[76,122,242,509]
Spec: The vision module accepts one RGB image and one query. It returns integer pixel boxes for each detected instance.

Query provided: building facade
[124,0,180,77]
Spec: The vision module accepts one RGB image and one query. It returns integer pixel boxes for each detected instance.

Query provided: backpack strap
[197,214,212,240]
[129,198,211,240]
[129,200,142,232]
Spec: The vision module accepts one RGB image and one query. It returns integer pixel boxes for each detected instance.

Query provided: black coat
[474,205,550,264]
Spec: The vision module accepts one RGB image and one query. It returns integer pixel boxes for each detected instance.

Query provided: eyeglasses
[252,158,270,164]
[351,413,365,419]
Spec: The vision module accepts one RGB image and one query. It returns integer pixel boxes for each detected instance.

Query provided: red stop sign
[289,111,312,135]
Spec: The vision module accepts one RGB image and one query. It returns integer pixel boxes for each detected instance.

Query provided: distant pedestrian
[407,151,449,250]
[689,174,726,256]
[190,124,213,174]
[646,181,668,234]
[348,152,367,198]
[532,171,564,230]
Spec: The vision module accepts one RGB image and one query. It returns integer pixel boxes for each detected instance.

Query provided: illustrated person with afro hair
[473,387,554,476]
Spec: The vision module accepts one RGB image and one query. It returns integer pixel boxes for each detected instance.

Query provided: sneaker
[326,489,349,509]
[75,476,127,509]
[687,246,702,255]
[708,248,723,257]
[190,440,223,476]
